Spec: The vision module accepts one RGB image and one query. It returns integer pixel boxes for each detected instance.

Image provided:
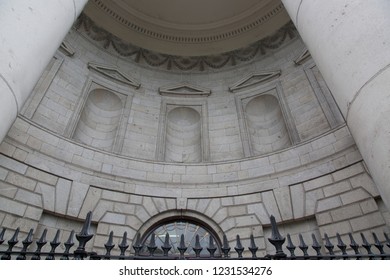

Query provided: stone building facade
[1,0,389,256]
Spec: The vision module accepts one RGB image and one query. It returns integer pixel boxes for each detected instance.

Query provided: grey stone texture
[0,28,388,254]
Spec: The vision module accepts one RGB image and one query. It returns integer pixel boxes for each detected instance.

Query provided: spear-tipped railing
[0,212,389,260]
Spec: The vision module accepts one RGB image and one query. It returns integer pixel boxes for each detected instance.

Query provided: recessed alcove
[73,89,123,151]
[245,94,291,155]
[165,107,202,163]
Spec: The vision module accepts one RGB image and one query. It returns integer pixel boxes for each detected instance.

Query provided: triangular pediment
[60,41,75,57]
[229,70,281,92]
[159,82,211,97]
[294,48,311,65]
[88,62,141,89]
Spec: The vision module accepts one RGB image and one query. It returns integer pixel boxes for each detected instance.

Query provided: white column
[282,0,390,208]
[0,0,88,140]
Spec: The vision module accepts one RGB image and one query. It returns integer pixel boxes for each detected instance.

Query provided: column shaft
[0,0,88,140]
[282,0,390,208]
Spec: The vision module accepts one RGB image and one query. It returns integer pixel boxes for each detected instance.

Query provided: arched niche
[73,89,123,151]
[165,107,202,163]
[245,94,291,155]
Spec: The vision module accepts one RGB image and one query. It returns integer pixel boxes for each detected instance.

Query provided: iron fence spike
[193,234,203,258]
[80,211,93,236]
[286,234,296,257]
[221,234,230,258]
[17,229,34,260]
[336,233,347,256]
[372,232,385,255]
[268,216,286,259]
[298,234,309,257]
[248,234,258,259]
[119,231,129,257]
[65,230,75,246]
[46,229,61,260]
[9,227,20,244]
[32,229,48,260]
[324,233,335,256]
[24,228,34,244]
[234,235,244,258]
[311,234,322,257]
[75,211,94,259]
[163,233,171,248]
[61,230,75,260]
[348,233,360,256]
[120,231,128,247]
[105,231,115,248]
[361,232,373,256]
[207,235,217,258]
[38,229,48,244]
[51,229,61,245]
[104,231,115,259]
[177,234,187,259]
[133,233,143,256]
[147,232,157,256]
[1,227,19,260]
[161,233,172,257]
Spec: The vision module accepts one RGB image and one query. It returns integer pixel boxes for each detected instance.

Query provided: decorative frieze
[75,15,298,72]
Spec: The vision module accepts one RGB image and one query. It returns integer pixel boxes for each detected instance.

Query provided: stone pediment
[294,48,311,65]
[60,41,75,57]
[229,70,281,92]
[87,62,141,89]
[159,82,211,97]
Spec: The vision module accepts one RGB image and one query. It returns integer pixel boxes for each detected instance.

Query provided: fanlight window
[141,220,221,256]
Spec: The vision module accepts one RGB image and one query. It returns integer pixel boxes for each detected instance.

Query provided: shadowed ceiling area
[83,0,291,56]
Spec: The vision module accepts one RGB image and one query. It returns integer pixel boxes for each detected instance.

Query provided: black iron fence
[1,211,389,260]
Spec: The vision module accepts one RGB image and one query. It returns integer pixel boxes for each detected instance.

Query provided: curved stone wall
[0,26,388,256]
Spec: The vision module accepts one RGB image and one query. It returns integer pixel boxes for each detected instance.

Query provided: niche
[245,94,291,155]
[73,89,123,151]
[165,107,202,163]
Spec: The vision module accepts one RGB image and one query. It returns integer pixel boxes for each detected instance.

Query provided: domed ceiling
[83,0,291,56]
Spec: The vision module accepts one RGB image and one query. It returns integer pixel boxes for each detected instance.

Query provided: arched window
[140,219,221,256]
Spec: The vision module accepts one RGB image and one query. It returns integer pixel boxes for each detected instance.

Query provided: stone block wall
[0,27,388,255]
[1,119,388,255]
[20,28,342,163]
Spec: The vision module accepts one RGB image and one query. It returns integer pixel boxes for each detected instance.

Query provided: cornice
[88,0,285,44]
[75,14,298,72]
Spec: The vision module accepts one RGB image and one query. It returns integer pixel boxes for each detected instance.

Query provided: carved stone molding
[159,82,211,97]
[60,41,75,57]
[229,70,281,92]
[87,62,141,88]
[86,0,286,45]
[294,48,311,65]
[75,14,298,72]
